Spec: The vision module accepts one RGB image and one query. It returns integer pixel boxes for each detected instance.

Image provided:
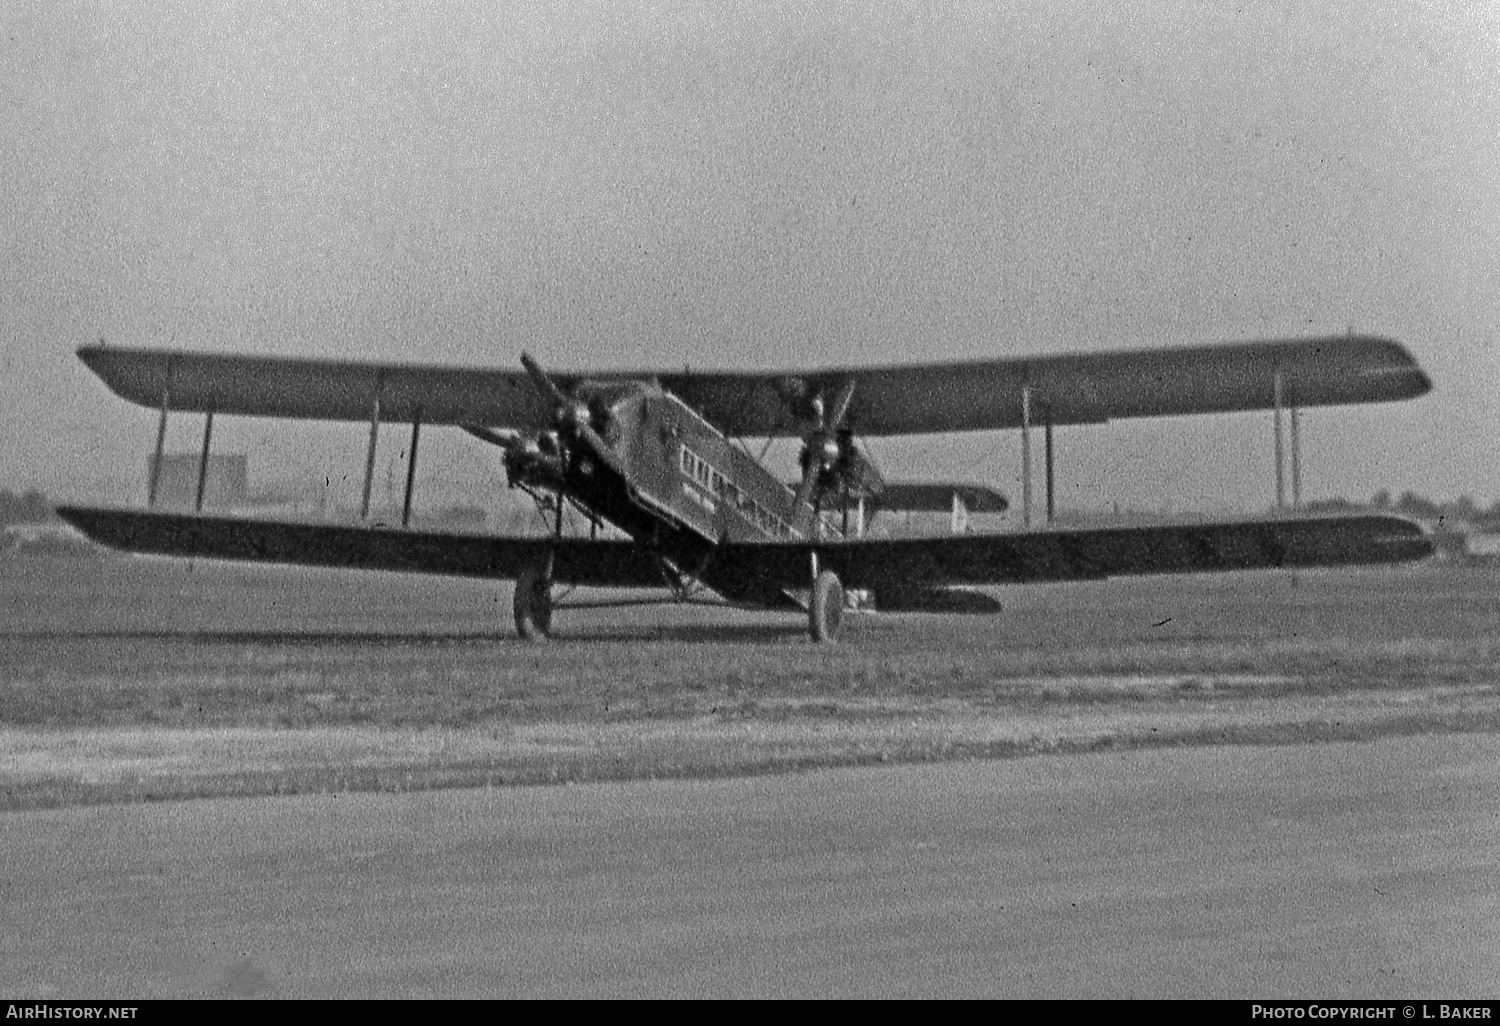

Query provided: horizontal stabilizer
[872,588,1005,614]
[875,483,1009,513]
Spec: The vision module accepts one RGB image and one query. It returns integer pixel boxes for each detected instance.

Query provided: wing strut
[1021,385,1032,530]
[1274,372,1285,510]
[1272,371,1304,512]
[194,411,214,514]
[1045,418,1056,524]
[147,358,174,509]
[1291,401,1302,510]
[401,407,422,529]
[359,376,382,521]
[1016,388,1060,528]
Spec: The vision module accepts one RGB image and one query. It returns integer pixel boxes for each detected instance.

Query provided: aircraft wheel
[808,569,844,644]
[513,557,554,641]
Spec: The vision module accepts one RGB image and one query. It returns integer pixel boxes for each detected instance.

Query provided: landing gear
[513,554,554,641]
[809,568,844,643]
[515,478,568,642]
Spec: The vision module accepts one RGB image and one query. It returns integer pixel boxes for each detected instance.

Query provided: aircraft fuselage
[504,379,826,604]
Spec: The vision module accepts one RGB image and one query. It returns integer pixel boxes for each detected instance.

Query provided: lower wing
[54,507,663,587]
[708,513,1432,601]
[57,507,1430,603]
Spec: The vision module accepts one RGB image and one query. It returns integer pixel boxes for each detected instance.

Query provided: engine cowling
[799,427,884,503]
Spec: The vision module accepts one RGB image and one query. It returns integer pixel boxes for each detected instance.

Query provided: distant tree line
[1305,491,1500,530]
[0,489,56,526]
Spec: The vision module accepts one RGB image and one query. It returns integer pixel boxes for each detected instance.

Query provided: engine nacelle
[503,434,568,492]
[799,428,885,503]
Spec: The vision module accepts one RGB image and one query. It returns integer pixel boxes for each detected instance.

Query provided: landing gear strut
[514,554,554,641]
[516,482,567,642]
[809,568,844,643]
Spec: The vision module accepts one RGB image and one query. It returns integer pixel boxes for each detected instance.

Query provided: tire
[513,556,554,641]
[808,569,844,643]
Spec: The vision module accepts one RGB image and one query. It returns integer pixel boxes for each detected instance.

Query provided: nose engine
[502,358,640,494]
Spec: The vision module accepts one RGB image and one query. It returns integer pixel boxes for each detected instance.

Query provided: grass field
[3,552,1499,808]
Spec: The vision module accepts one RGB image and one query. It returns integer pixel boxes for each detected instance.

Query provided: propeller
[461,424,524,452]
[793,378,859,513]
[518,352,629,478]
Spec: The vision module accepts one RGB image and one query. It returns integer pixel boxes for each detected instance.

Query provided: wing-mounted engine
[792,379,885,525]
[798,427,885,506]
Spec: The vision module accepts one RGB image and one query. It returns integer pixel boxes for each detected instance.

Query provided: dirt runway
[5,558,1500,804]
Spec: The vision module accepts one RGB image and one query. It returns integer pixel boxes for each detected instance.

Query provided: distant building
[147,454,249,510]
[2,521,97,557]
[1467,532,1500,562]
[424,505,489,531]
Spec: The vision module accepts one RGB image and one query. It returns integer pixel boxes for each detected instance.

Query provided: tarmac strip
[3,683,1499,810]
[4,733,1499,997]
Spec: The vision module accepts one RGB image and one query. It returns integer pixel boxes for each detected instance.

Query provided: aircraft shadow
[3,630,511,646]
[574,622,810,644]
[3,623,812,646]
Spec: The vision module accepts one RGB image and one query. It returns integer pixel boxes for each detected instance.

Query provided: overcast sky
[3,0,1496,513]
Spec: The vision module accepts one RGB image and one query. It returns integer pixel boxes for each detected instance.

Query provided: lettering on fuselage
[678,444,797,539]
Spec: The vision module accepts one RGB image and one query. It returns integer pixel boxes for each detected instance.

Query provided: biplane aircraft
[58,335,1433,642]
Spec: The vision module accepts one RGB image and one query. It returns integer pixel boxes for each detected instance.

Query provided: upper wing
[77,345,556,429]
[77,334,1429,436]
[659,335,1430,435]
[706,514,1432,600]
